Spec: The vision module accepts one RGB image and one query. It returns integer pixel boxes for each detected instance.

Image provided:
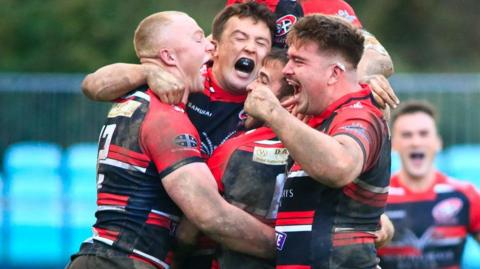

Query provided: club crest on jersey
[432,197,463,224]
[276,14,297,37]
[276,231,287,250]
[174,134,198,148]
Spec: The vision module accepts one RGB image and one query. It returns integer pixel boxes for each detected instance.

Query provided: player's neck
[211,64,245,95]
[398,169,437,193]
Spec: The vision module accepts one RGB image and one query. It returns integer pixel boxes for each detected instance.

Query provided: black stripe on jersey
[333,132,367,170]
[158,156,204,179]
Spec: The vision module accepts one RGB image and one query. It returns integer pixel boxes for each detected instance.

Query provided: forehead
[393,112,437,132]
[222,16,271,37]
[262,59,284,75]
[172,14,201,32]
[288,40,321,56]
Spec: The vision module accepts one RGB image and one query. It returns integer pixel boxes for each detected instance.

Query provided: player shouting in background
[379,101,480,269]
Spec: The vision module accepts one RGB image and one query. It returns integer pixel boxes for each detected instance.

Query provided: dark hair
[391,100,438,126]
[286,14,364,68]
[212,2,276,43]
[262,48,293,98]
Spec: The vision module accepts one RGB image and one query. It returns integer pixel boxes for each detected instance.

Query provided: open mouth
[409,152,425,160]
[286,78,301,95]
[200,63,208,75]
[235,57,255,75]
[409,151,425,166]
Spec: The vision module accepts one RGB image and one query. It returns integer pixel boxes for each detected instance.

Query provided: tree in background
[0,0,478,72]
[350,0,480,72]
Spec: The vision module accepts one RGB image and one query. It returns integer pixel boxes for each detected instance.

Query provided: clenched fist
[244,81,283,124]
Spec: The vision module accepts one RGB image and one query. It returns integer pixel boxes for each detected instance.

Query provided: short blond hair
[133,11,186,58]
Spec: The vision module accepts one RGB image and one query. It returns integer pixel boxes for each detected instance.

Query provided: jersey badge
[174,134,199,149]
[108,100,142,118]
[432,197,463,225]
[275,231,287,251]
[276,14,297,37]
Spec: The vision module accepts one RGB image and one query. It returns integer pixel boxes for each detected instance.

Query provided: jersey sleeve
[327,107,385,172]
[140,98,203,179]
[465,184,480,234]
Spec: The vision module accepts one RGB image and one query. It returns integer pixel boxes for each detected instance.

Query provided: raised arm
[82,63,146,101]
[244,84,364,188]
[162,162,275,259]
[357,30,399,110]
[266,108,363,188]
[357,30,394,78]
[82,62,185,103]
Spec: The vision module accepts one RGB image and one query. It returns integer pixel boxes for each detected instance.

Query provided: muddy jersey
[226,0,361,48]
[208,127,289,269]
[378,172,480,269]
[187,67,246,157]
[275,86,391,269]
[74,87,203,269]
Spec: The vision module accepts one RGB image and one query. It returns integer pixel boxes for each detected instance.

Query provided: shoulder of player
[332,101,384,127]
[442,174,480,194]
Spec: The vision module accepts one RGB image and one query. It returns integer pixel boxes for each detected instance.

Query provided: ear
[391,127,399,151]
[210,39,219,59]
[159,49,177,66]
[435,134,443,153]
[327,65,342,86]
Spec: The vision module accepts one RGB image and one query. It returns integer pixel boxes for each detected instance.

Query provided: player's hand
[143,63,185,104]
[361,74,399,109]
[245,80,283,123]
[373,214,394,248]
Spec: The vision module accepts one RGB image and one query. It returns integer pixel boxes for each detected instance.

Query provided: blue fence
[1,141,97,268]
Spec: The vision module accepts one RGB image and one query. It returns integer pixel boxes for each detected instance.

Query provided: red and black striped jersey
[379,172,480,269]
[275,85,391,269]
[187,67,247,157]
[75,86,203,269]
[208,127,289,269]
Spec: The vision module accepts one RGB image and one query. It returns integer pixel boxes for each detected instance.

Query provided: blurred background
[0,0,479,268]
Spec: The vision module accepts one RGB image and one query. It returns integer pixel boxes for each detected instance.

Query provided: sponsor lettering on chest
[252,146,289,165]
